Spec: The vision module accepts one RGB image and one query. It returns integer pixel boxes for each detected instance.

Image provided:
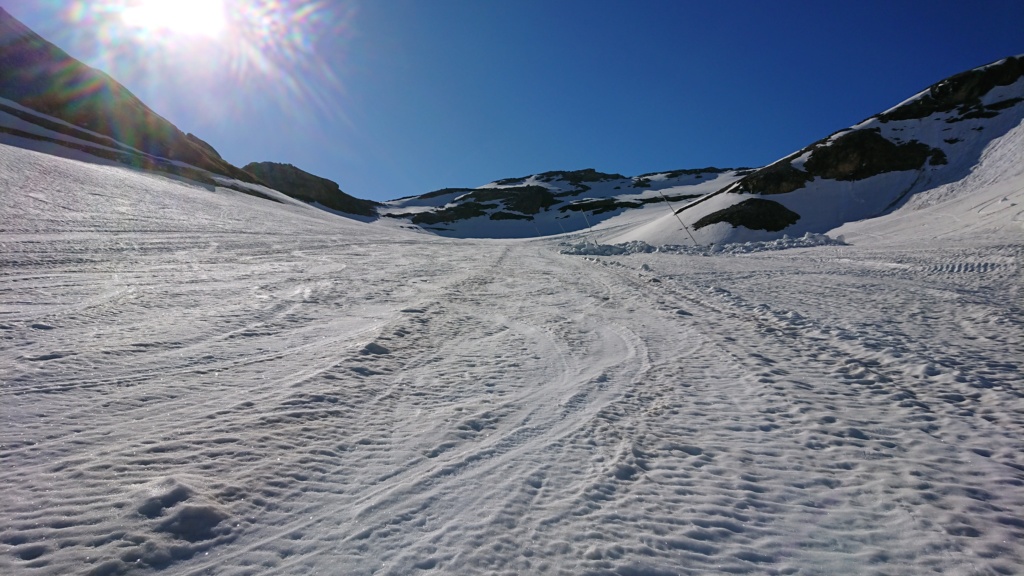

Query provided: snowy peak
[661,55,1024,245]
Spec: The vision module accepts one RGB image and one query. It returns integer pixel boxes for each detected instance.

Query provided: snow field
[2,144,1023,575]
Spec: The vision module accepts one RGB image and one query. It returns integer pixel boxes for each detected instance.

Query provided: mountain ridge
[243,161,380,217]
[0,8,1020,244]
[0,7,256,184]
[385,55,1023,243]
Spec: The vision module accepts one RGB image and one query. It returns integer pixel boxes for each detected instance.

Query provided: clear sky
[7,1,1024,201]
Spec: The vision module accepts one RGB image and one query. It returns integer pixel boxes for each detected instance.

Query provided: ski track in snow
[2,145,1024,575]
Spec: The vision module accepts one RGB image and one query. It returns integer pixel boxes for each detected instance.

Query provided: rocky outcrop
[802,129,947,181]
[719,57,1023,201]
[0,8,256,183]
[878,55,1024,122]
[242,162,379,217]
[693,198,800,232]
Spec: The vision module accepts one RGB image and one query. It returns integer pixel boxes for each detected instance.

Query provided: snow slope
[2,144,1022,575]
[654,56,1024,246]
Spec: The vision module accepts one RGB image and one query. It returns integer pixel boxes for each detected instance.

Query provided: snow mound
[560,232,846,256]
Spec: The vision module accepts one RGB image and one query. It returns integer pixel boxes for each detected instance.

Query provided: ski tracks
[3,212,1022,575]
[560,242,1024,575]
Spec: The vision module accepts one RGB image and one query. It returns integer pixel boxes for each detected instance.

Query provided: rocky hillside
[0,7,256,184]
[651,55,1024,244]
[381,168,749,238]
[243,162,379,217]
[384,56,1023,244]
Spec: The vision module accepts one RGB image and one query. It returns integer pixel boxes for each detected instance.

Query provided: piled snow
[559,232,847,256]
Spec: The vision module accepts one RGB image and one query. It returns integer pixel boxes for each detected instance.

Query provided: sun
[121,0,227,38]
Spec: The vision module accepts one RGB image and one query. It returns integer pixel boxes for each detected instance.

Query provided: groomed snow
[2,143,1023,575]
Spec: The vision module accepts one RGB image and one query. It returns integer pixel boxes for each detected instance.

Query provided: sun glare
[121,0,227,38]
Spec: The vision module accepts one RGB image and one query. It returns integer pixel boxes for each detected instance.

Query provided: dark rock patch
[411,202,497,225]
[803,129,947,181]
[637,167,731,179]
[694,198,800,232]
[560,198,642,215]
[243,161,379,217]
[536,168,625,185]
[731,162,812,195]
[460,186,558,214]
[878,55,1024,122]
[490,211,533,221]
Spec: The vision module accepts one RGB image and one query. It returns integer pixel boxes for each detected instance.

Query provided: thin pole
[658,190,698,246]
[580,210,597,245]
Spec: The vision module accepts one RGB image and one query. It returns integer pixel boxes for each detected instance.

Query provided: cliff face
[0,8,256,183]
[242,162,379,217]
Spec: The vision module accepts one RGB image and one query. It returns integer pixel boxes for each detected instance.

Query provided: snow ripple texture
[2,145,1023,575]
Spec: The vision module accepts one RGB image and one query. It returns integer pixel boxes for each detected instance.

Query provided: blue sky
[8,1,1024,201]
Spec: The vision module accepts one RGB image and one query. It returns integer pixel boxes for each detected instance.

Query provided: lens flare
[121,0,227,38]
[59,0,356,128]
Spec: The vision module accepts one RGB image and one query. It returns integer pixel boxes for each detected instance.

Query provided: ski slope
[2,143,1023,575]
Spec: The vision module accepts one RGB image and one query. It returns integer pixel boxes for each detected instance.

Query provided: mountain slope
[243,161,380,218]
[3,142,1023,575]
[0,7,256,183]
[653,55,1024,245]
[381,167,749,239]
[383,57,1024,245]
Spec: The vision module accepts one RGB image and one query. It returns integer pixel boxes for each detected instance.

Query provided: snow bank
[559,232,847,256]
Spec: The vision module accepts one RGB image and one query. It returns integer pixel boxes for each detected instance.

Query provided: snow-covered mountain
[2,16,1024,574]
[381,167,749,238]
[383,56,1024,244]
[3,132,1023,576]
[3,2,1021,243]
[638,55,1024,245]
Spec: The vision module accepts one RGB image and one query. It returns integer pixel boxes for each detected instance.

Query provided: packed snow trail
[2,145,1023,575]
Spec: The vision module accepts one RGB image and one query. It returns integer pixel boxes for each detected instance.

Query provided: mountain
[0,7,256,184]
[384,57,1024,244]
[1,6,1020,245]
[643,55,1024,245]
[243,161,380,218]
[381,167,750,239]
[3,119,1023,576]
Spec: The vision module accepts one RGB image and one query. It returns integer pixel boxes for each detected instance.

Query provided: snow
[559,232,847,256]
[2,141,1023,576]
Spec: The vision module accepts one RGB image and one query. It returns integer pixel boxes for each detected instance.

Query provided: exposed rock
[637,167,732,179]
[803,129,947,181]
[242,161,379,217]
[494,168,626,187]
[460,186,558,215]
[560,197,642,215]
[731,161,812,195]
[490,211,533,221]
[878,56,1024,122]
[693,198,800,232]
[411,202,497,225]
